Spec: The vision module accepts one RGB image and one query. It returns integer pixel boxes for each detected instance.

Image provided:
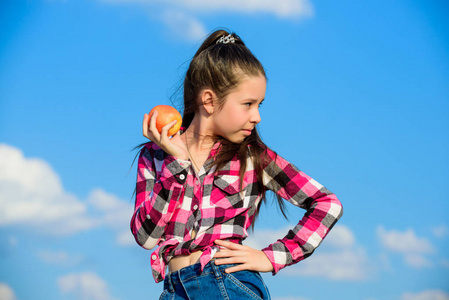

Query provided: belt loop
[210,259,222,279]
[167,271,174,293]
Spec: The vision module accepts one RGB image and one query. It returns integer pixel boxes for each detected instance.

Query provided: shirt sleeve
[130,143,191,250]
[260,147,343,275]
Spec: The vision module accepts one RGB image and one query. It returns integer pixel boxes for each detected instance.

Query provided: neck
[183,115,217,152]
[183,115,218,173]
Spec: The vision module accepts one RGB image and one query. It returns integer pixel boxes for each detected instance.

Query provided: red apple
[148,105,182,136]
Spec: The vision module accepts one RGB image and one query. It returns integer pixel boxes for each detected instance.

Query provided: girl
[131,29,343,299]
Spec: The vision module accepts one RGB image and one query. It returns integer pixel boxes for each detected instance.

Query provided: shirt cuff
[261,242,292,275]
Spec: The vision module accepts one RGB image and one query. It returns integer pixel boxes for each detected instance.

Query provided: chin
[234,136,250,144]
[222,137,243,144]
[220,132,250,144]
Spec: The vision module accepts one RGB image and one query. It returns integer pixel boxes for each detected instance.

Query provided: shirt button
[151,254,157,260]
[193,204,198,210]
[179,174,185,180]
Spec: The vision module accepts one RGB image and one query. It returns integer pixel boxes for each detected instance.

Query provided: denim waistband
[164,260,237,292]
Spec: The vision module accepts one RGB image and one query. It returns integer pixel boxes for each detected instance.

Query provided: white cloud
[88,189,131,230]
[116,230,135,246]
[176,0,314,19]
[432,225,449,239]
[87,188,135,245]
[0,144,134,245]
[0,283,17,300]
[99,0,314,19]
[58,272,117,300]
[245,225,372,281]
[404,254,432,268]
[245,225,356,251]
[377,226,435,269]
[377,226,435,254]
[284,246,371,281]
[97,0,313,43]
[160,10,207,42]
[401,290,449,300]
[324,224,355,248]
[0,144,96,235]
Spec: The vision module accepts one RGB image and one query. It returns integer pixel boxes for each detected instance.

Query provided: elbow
[130,220,157,250]
[333,195,344,220]
[139,236,158,250]
[130,209,164,250]
[130,220,160,250]
[131,227,159,250]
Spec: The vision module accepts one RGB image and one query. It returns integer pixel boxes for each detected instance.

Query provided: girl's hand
[213,240,274,273]
[142,112,189,160]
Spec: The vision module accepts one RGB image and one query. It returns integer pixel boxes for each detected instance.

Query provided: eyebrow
[245,98,264,103]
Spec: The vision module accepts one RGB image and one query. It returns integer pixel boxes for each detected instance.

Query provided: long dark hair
[182,29,287,224]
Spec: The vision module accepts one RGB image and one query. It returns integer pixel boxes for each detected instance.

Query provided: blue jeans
[160,260,271,300]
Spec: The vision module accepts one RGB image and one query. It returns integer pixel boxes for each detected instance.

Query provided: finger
[214,258,247,268]
[150,110,159,126]
[159,120,176,141]
[142,114,150,137]
[159,120,178,140]
[149,111,164,141]
[223,264,249,274]
[214,240,243,250]
[161,120,178,136]
[149,110,158,131]
[214,257,240,266]
[213,250,234,258]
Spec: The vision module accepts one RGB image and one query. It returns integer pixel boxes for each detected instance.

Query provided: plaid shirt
[131,141,343,283]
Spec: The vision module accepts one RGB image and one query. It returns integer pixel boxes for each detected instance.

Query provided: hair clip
[216,34,235,44]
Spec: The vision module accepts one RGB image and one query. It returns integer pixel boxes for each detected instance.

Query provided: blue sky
[0,0,448,299]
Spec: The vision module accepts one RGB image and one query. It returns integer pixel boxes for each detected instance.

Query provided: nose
[250,108,261,124]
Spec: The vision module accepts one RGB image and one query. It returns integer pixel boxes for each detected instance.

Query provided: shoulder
[248,143,279,164]
[258,145,299,173]
[262,145,277,159]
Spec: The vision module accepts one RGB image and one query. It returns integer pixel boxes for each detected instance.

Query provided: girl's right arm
[130,144,190,250]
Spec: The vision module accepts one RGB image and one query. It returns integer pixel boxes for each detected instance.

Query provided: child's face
[212,75,266,143]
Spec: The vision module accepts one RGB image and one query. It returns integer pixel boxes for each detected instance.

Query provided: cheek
[218,108,238,123]
[228,107,246,120]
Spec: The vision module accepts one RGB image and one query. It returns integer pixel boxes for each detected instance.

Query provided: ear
[200,89,216,114]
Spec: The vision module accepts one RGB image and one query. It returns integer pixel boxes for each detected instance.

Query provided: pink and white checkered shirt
[131,141,343,283]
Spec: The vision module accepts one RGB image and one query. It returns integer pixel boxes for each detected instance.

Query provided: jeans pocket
[223,271,267,300]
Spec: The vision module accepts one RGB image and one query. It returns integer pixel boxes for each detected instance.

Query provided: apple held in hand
[148,105,182,137]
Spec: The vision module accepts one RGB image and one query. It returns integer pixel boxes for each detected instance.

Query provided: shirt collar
[202,141,222,173]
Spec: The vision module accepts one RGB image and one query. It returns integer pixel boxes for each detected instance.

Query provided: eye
[245,102,252,107]
[258,102,263,108]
